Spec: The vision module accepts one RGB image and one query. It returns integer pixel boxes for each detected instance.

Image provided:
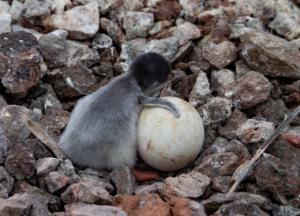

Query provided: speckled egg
[137,97,205,171]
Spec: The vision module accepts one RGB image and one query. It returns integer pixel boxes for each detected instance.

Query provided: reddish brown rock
[39,109,69,136]
[202,40,237,69]
[174,74,197,99]
[194,152,239,178]
[48,65,98,100]
[227,71,271,109]
[255,154,300,196]
[167,196,207,216]
[100,18,125,45]
[5,143,35,180]
[218,109,247,139]
[161,171,210,198]
[0,197,31,216]
[153,0,182,21]
[61,177,112,204]
[44,171,69,193]
[240,30,300,78]
[0,32,44,97]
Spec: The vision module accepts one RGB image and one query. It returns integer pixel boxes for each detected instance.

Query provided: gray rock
[123,11,154,39]
[61,177,112,204]
[5,143,35,180]
[145,36,179,61]
[189,72,211,107]
[199,97,232,126]
[0,105,39,145]
[100,18,125,45]
[21,0,52,27]
[36,84,63,113]
[235,60,253,78]
[24,139,53,159]
[92,33,113,50]
[194,152,239,178]
[188,46,211,73]
[0,125,10,165]
[161,171,210,198]
[64,203,127,216]
[171,41,193,64]
[201,192,272,213]
[48,65,98,100]
[211,176,232,193]
[211,69,235,96]
[179,0,204,22]
[110,166,135,195]
[0,2,11,34]
[38,30,68,68]
[0,166,14,198]
[202,40,237,69]
[134,182,163,194]
[39,109,69,136]
[215,201,270,216]
[240,30,300,78]
[236,119,275,144]
[35,157,61,176]
[273,205,300,216]
[0,32,44,97]
[171,22,201,46]
[57,159,79,184]
[10,0,24,23]
[44,171,69,193]
[45,2,100,39]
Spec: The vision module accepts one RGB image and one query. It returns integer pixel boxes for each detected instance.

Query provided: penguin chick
[59,52,180,170]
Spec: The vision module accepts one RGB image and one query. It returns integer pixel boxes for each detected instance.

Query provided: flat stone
[227,71,271,109]
[171,22,201,46]
[189,72,211,107]
[202,40,237,69]
[0,105,39,145]
[64,203,127,216]
[0,166,14,198]
[35,157,61,176]
[236,119,275,144]
[218,109,247,139]
[110,166,135,195]
[255,154,300,196]
[240,30,300,78]
[194,152,239,178]
[199,97,232,126]
[61,177,112,204]
[161,171,210,198]
[48,65,98,100]
[201,192,272,213]
[45,2,99,39]
[0,32,44,97]
[123,11,154,39]
[5,143,35,180]
[215,201,270,216]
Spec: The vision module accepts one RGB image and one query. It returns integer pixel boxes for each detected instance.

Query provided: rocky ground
[0,0,300,215]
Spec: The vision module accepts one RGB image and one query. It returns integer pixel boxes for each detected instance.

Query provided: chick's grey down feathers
[59,53,179,170]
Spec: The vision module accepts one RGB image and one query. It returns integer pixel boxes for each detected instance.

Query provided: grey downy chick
[59,52,180,170]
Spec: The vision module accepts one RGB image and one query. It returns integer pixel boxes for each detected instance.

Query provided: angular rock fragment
[0,2,11,34]
[211,69,235,96]
[227,71,271,109]
[35,157,61,176]
[24,139,53,159]
[202,40,237,69]
[110,166,135,195]
[211,176,232,193]
[36,84,63,113]
[215,201,270,216]
[146,36,179,61]
[236,119,275,144]
[240,30,300,78]
[188,47,211,73]
[48,65,98,100]
[0,32,44,97]
[255,154,300,196]
[174,74,197,99]
[0,105,39,144]
[100,18,125,45]
[123,11,154,39]
[5,143,35,180]
[166,196,207,216]
[201,192,272,213]
[45,2,99,39]
[64,203,127,216]
[39,109,69,135]
[189,72,211,107]
[199,97,232,126]
[179,0,204,22]
[218,109,247,139]
[161,171,210,198]
[57,159,79,184]
[92,33,113,50]
[0,125,10,165]
[0,166,14,198]
[153,0,181,21]
[0,197,31,216]
[273,205,300,216]
[61,178,112,204]
[194,152,239,178]
[44,171,69,193]
[171,22,201,46]
[134,182,163,194]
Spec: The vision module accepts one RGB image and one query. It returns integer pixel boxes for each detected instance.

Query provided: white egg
[137,96,205,171]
